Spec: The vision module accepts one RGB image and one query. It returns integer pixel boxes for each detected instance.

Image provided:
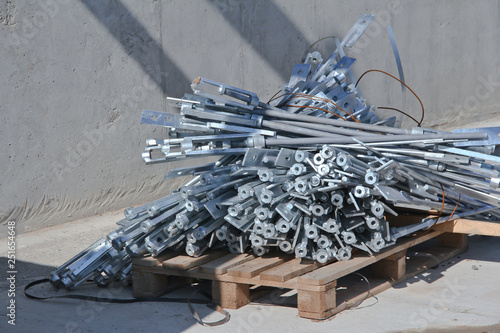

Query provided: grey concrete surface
[3,1,500,233]
[0,213,499,332]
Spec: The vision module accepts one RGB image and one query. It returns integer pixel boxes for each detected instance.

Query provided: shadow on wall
[82,0,313,94]
[3,0,318,236]
[80,0,191,98]
[208,0,311,82]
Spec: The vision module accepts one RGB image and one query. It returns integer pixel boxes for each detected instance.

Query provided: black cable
[347,273,379,310]
[301,36,337,62]
[24,278,230,327]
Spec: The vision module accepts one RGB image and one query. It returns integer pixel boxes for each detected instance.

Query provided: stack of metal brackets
[50,15,500,290]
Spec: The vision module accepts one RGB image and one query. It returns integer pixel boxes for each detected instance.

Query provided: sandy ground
[1,211,499,332]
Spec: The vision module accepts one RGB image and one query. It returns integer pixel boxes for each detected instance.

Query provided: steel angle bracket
[204,192,235,219]
[333,56,357,73]
[286,63,312,90]
[310,39,341,81]
[242,148,280,167]
[375,184,409,203]
[341,14,375,48]
[275,148,298,167]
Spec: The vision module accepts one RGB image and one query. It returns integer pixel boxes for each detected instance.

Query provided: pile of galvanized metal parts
[50,15,500,290]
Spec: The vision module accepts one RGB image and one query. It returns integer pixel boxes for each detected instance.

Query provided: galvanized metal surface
[50,16,500,290]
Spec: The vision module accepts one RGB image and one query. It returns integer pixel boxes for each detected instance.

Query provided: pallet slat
[161,251,226,270]
[260,258,320,282]
[132,227,469,320]
[197,253,256,275]
[436,219,500,237]
[132,252,177,267]
[299,243,466,319]
[297,230,444,286]
[227,256,288,278]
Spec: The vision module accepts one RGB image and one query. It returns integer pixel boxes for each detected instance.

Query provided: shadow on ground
[0,258,56,291]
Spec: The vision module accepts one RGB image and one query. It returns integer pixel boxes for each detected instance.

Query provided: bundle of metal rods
[50,15,500,290]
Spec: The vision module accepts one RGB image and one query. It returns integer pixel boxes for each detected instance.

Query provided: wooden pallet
[132,230,467,319]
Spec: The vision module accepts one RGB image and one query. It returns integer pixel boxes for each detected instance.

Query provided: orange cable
[355,69,425,126]
[413,183,452,237]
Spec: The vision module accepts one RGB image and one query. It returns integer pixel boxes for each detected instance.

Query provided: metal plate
[242,148,280,167]
[341,14,375,48]
[287,63,311,88]
[275,148,297,167]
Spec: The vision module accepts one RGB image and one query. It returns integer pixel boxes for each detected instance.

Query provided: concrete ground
[1,211,500,332]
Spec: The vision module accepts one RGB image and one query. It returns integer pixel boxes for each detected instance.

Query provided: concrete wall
[2,0,500,236]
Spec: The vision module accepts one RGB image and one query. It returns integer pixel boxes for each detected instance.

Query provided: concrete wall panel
[2,0,500,236]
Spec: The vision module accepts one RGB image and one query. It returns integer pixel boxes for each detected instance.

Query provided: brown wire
[413,183,446,237]
[346,107,361,123]
[413,185,462,238]
[355,69,425,126]
[442,194,461,224]
[377,106,420,126]
[266,89,283,104]
[302,35,337,62]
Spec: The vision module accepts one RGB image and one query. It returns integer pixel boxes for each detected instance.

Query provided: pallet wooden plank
[212,281,250,309]
[299,243,466,319]
[130,217,475,320]
[161,251,226,270]
[132,252,177,267]
[132,271,193,298]
[437,232,468,250]
[260,258,319,282]
[371,249,407,281]
[136,264,328,291]
[132,270,169,298]
[297,230,444,286]
[436,219,500,237]
[297,281,336,317]
[197,253,256,275]
[227,256,288,278]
